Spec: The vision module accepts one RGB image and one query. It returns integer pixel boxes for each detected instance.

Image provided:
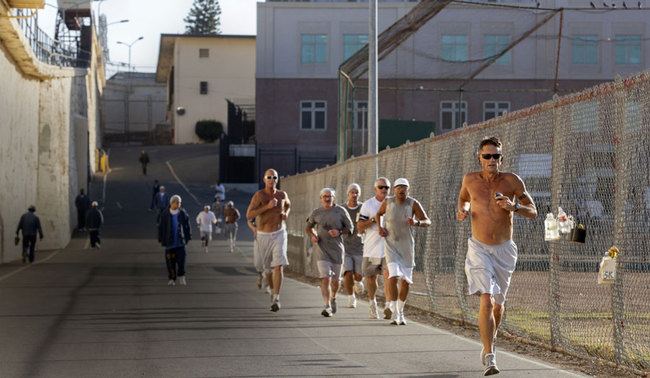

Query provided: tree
[184,0,222,35]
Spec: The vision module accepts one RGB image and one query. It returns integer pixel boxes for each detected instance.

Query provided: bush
[195,120,223,142]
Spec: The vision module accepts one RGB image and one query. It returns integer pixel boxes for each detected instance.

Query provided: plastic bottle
[557,207,570,234]
[544,213,560,241]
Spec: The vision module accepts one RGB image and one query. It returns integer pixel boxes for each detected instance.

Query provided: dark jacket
[85,207,104,230]
[16,212,43,238]
[158,208,191,247]
[75,194,90,212]
[153,192,170,211]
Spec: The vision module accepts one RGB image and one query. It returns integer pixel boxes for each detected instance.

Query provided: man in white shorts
[246,169,291,312]
[342,183,365,308]
[196,205,217,253]
[375,178,430,325]
[305,188,353,317]
[457,136,537,375]
[357,177,393,319]
[248,217,272,294]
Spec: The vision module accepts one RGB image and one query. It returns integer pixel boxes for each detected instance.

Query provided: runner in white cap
[375,178,430,325]
[342,183,365,308]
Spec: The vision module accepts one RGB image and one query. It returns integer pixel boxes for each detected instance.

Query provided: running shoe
[483,353,499,376]
[179,276,187,285]
[270,299,281,312]
[347,295,357,308]
[354,281,365,296]
[384,306,393,320]
[331,297,337,314]
[398,312,407,325]
[390,310,399,325]
[480,334,497,366]
[256,275,263,289]
[167,279,175,286]
[321,306,333,317]
[369,302,380,319]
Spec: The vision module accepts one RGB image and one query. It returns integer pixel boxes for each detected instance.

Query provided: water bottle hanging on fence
[544,213,560,241]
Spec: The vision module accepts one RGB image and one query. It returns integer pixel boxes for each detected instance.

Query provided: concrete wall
[0,4,102,263]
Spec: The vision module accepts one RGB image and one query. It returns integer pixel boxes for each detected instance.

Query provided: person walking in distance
[15,205,43,263]
[457,136,537,375]
[357,177,394,319]
[158,195,192,286]
[212,196,224,235]
[75,189,90,231]
[342,183,365,308]
[196,205,217,253]
[85,201,104,249]
[138,150,150,175]
[149,179,160,211]
[375,178,430,325]
[153,186,170,218]
[246,169,291,312]
[305,188,353,317]
[223,201,241,253]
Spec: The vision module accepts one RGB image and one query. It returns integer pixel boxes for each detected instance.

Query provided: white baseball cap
[394,178,410,187]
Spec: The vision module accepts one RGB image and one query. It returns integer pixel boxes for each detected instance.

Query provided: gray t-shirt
[384,196,417,268]
[342,202,363,256]
[306,205,353,264]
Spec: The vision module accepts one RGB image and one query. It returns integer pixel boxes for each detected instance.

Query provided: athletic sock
[397,299,406,312]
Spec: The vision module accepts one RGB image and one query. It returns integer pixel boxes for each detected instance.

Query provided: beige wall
[0,5,101,262]
[171,37,255,144]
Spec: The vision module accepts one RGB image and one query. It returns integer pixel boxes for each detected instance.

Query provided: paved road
[0,145,586,377]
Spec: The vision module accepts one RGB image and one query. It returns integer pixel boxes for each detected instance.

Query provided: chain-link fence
[282,70,650,372]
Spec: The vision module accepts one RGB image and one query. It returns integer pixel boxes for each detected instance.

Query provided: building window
[440,101,467,130]
[572,35,598,64]
[571,101,598,132]
[615,35,641,64]
[483,101,510,121]
[301,34,328,63]
[200,81,208,95]
[484,34,510,65]
[300,101,327,130]
[442,35,467,62]
[354,101,368,129]
[343,34,368,60]
[199,48,209,58]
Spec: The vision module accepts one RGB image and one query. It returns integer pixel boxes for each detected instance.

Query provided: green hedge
[195,120,223,142]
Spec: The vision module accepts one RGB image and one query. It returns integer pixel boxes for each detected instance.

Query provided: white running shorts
[464,237,518,306]
[317,260,342,280]
[257,228,289,273]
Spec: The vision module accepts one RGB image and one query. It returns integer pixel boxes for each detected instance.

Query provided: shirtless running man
[247,169,291,312]
[457,136,537,375]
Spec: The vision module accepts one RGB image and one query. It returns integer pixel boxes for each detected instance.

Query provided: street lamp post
[116,36,143,144]
[117,36,143,72]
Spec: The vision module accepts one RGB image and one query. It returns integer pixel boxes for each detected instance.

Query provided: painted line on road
[0,249,62,282]
[165,160,201,205]
[84,238,90,250]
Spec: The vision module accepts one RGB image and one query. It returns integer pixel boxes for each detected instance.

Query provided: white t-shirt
[359,196,385,259]
[196,211,217,232]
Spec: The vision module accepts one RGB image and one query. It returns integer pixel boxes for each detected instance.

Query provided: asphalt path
[0,145,587,377]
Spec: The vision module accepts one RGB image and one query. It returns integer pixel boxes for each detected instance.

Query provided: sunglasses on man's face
[265,175,278,180]
[376,185,390,190]
[480,154,502,160]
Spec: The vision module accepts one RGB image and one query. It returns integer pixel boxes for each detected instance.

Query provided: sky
[37,0,261,76]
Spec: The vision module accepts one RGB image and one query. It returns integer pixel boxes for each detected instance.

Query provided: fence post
[611,75,628,366]
[548,94,564,349]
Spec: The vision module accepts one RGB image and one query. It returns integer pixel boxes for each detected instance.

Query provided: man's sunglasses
[376,185,390,190]
[265,175,278,180]
[480,154,502,160]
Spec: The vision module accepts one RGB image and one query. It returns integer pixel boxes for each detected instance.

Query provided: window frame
[571,35,599,65]
[615,35,642,65]
[199,48,209,58]
[343,34,369,61]
[484,34,511,65]
[483,101,510,121]
[301,34,328,64]
[440,101,467,130]
[199,81,208,95]
[300,100,327,130]
[441,34,468,63]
